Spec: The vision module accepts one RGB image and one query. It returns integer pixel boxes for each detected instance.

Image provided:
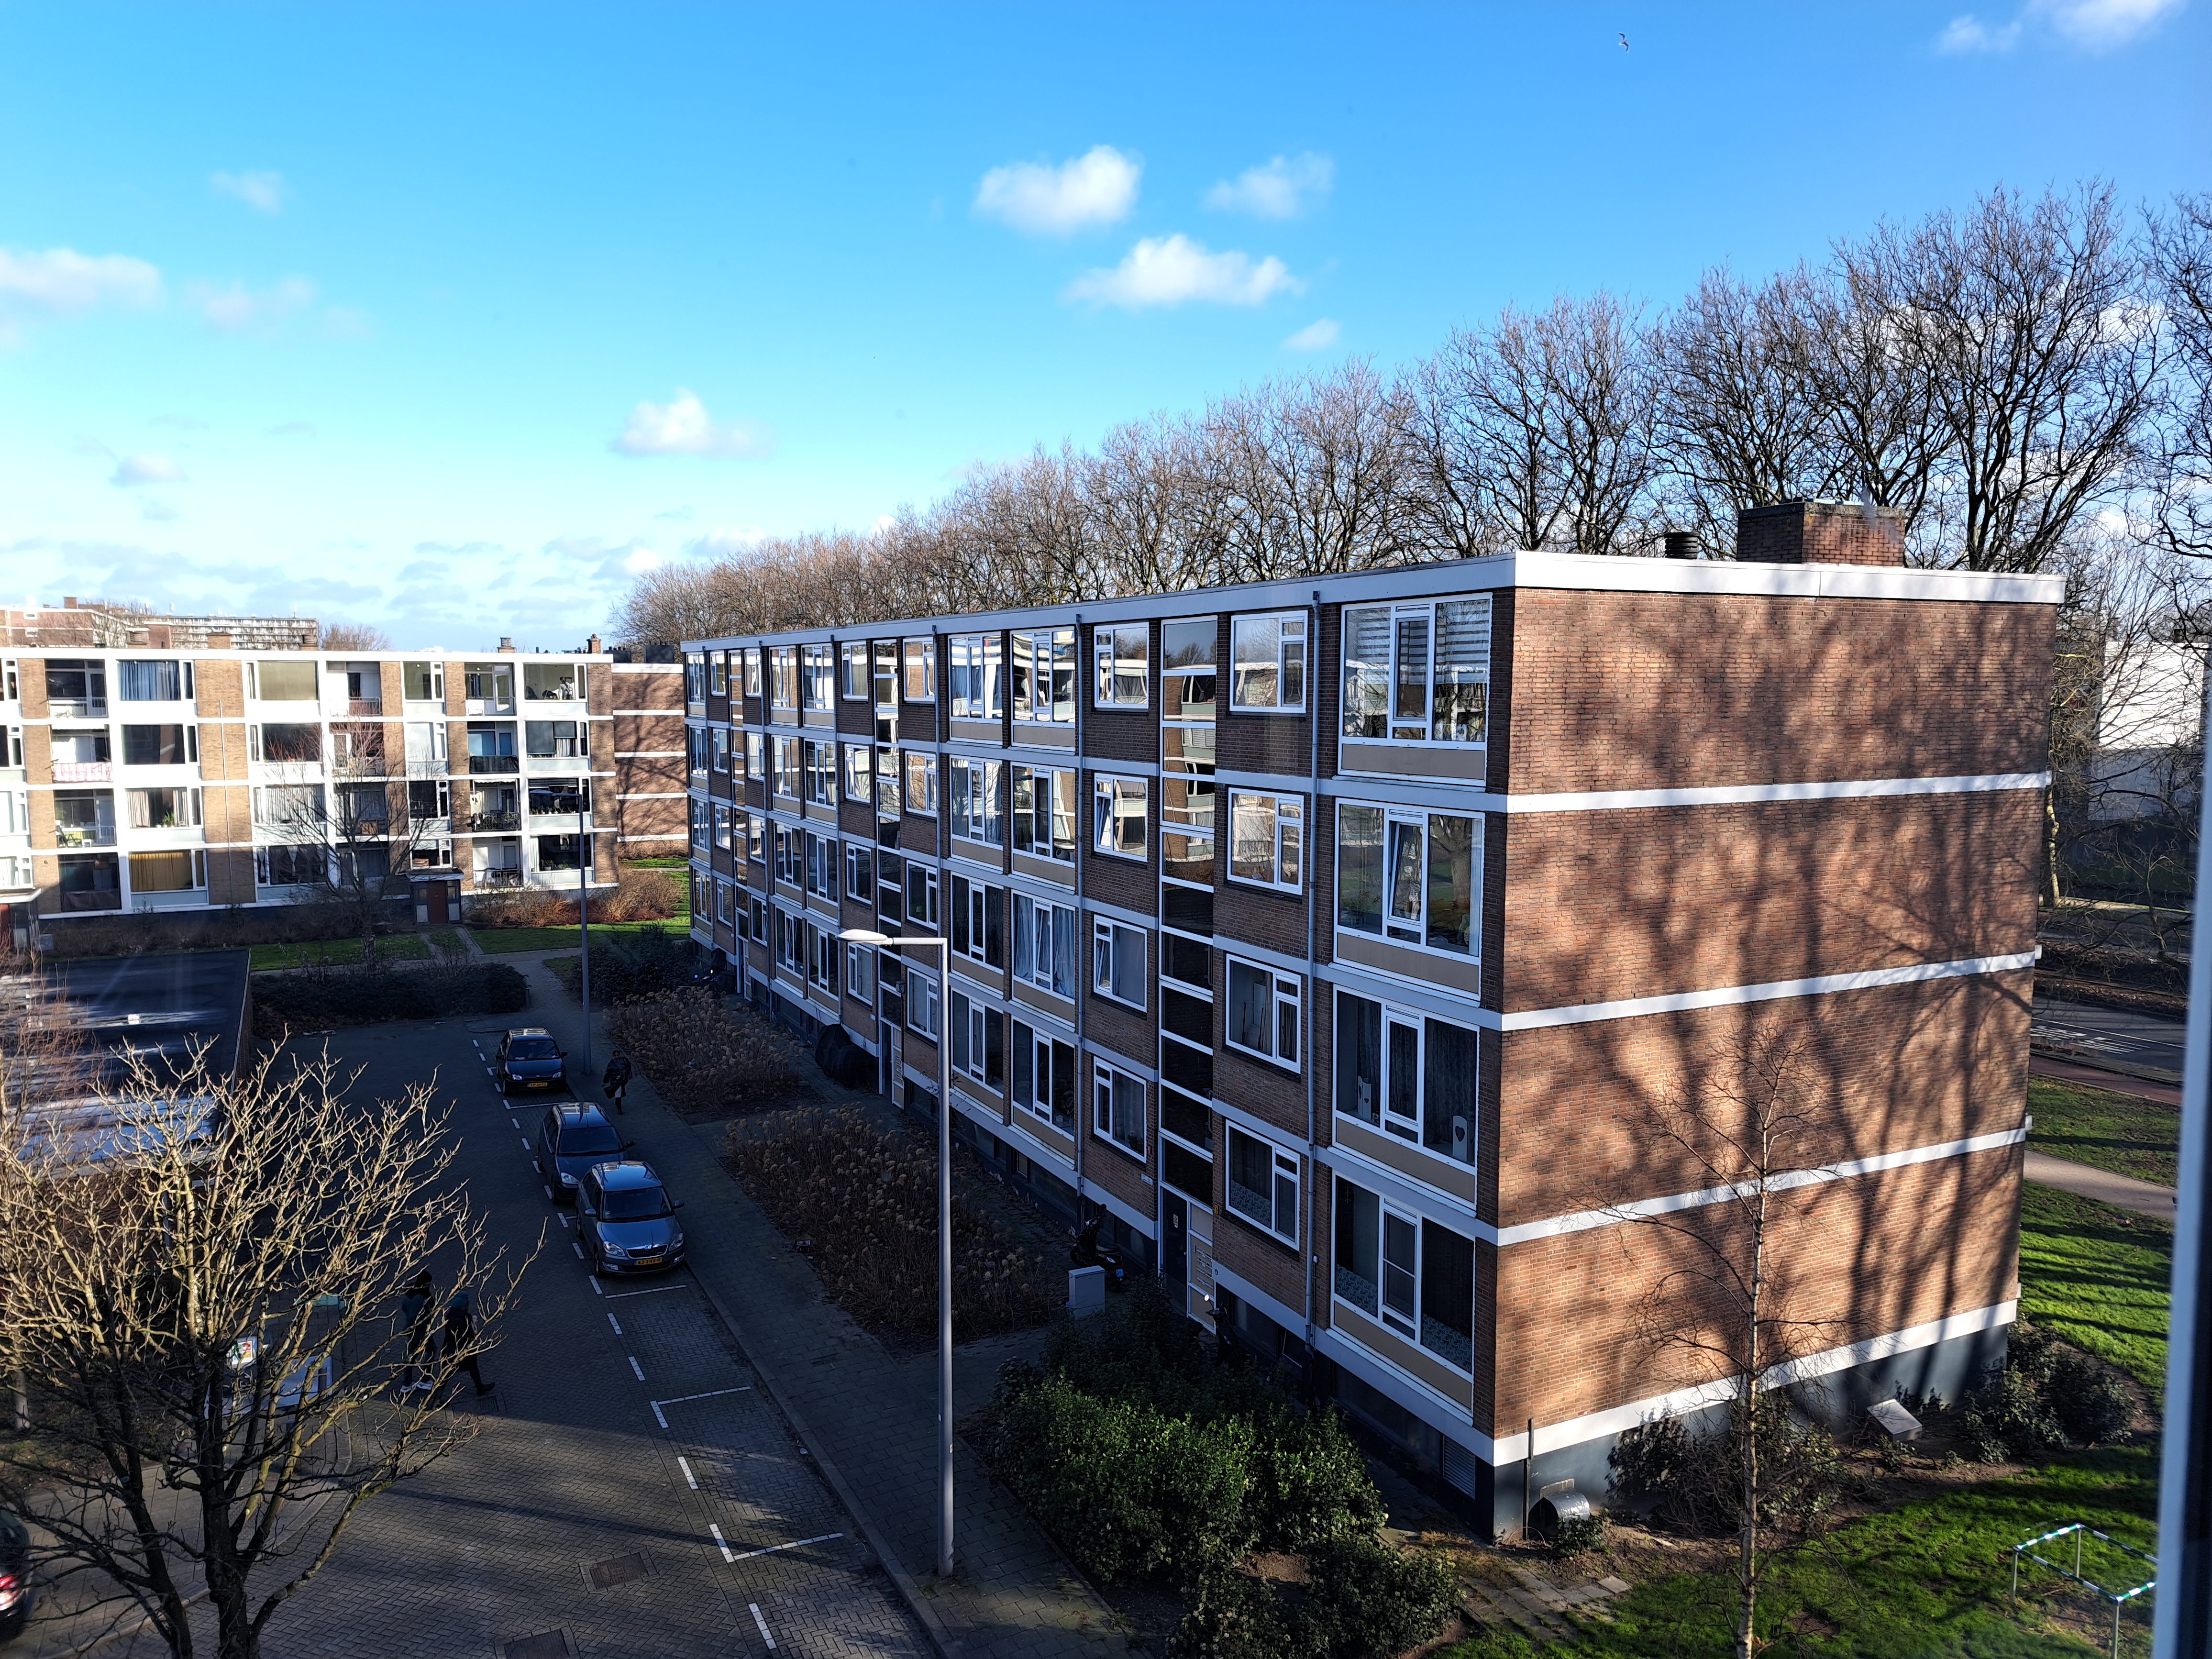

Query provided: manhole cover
[500,1635,568,1659]
[589,1552,649,1589]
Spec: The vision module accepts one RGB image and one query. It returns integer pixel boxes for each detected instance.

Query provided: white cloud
[0,247,162,313]
[110,454,186,487]
[1205,153,1334,220]
[1063,235,1301,310]
[609,389,770,458]
[195,276,316,333]
[1282,318,1341,352]
[973,145,1140,235]
[210,170,287,213]
[624,546,664,574]
[1937,0,2179,51]
[686,526,768,557]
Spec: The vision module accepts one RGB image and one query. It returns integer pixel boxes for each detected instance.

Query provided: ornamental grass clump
[607,988,806,1116]
[720,1108,1059,1342]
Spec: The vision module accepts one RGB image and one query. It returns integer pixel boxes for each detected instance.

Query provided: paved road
[2030,993,2187,1078]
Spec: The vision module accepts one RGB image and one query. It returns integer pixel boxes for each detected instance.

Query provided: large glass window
[843,743,874,806]
[804,740,838,805]
[1332,991,1478,1166]
[127,787,200,828]
[903,638,936,702]
[1092,918,1146,1008]
[1227,792,1302,891]
[1226,958,1300,1069]
[254,659,319,702]
[1340,597,1492,745]
[951,874,1003,967]
[1012,1021,1078,1133]
[1013,895,1080,997]
[1227,1128,1298,1245]
[1011,765,1076,862]
[904,752,938,815]
[839,642,868,700]
[1095,624,1149,708]
[948,758,1004,845]
[771,647,799,711]
[1228,613,1306,711]
[949,634,1004,719]
[1093,1061,1144,1156]
[122,724,196,766]
[1332,1177,1474,1371]
[118,659,190,701]
[802,645,835,710]
[1093,775,1147,859]
[1335,803,1480,958]
[1010,628,1076,724]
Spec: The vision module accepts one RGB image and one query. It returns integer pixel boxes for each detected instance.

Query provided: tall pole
[935,935,953,1580]
[579,791,592,1080]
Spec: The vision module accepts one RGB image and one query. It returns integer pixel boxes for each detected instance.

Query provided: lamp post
[578,790,592,1080]
[841,925,953,1579]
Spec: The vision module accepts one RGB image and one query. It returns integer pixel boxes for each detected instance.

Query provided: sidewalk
[516,951,1130,1659]
[2023,1150,2178,1221]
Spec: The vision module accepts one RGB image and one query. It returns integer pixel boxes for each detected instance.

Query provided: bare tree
[0,1043,522,1659]
[1604,1027,1844,1659]
[2146,193,2212,563]
[317,623,392,652]
[275,762,438,963]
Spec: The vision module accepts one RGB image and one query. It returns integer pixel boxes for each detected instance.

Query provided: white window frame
[1011,627,1075,725]
[1013,894,1079,998]
[904,752,938,816]
[1224,955,1300,1070]
[711,726,730,773]
[903,638,936,702]
[804,740,838,807]
[842,742,874,805]
[769,648,797,711]
[1329,1175,1475,1373]
[845,942,876,1004]
[845,841,874,900]
[949,633,1004,721]
[773,737,800,800]
[1092,774,1147,861]
[1012,1019,1077,1134]
[906,863,940,929]
[839,641,869,700]
[1093,622,1149,709]
[710,653,728,697]
[1011,764,1076,863]
[1226,790,1303,892]
[712,804,732,851]
[743,648,763,697]
[1091,918,1147,1011]
[805,831,840,901]
[908,970,941,1040]
[949,757,1004,847]
[1225,1126,1299,1247]
[801,644,835,711]
[746,733,764,780]
[1228,611,1307,712]
[1333,800,1482,960]
[1330,988,1479,1169]
[1338,595,1492,748]
[1092,1060,1145,1157]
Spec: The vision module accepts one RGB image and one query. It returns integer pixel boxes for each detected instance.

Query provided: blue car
[577,1160,686,1275]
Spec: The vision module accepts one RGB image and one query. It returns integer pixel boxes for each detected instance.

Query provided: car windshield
[602,1184,672,1221]
[509,1038,559,1060]
[558,1123,621,1155]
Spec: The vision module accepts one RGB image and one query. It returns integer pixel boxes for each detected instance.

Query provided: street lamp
[578,790,592,1080]
[841,925,954,1580]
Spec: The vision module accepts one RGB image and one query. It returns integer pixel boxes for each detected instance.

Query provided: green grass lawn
[472,916,691,954]
[1442,1450,2159,1659]
[2018,1183,2172,1398]
[248,933,431,971]
[2027,1079,2179,1186]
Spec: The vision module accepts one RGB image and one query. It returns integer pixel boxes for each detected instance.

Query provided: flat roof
[51,949,252,1088]
[680,549,2066,653]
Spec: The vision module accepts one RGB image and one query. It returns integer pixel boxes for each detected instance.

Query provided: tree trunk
[2044,787,2063,908]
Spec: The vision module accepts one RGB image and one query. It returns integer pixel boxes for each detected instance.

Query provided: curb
[682,1265,964,1659]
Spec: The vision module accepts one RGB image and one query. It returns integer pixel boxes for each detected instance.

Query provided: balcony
[58,887,122,912]
[467,810,521,831]
[525,751,590,775]
[467,755,520,776]
[55,825,116,849]
[53,761,112,784]
[346,698,383,719]
[474,867,524,889]
[404,757,450,778]
[48,698,106,719]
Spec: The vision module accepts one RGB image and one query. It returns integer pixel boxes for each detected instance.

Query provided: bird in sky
[1619,31,1630,50]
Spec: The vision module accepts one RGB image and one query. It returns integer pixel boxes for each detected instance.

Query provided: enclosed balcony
[54,790,116,848]
[463,664,515,716]
[45,661,107,719]
[51,727,112,785]
[524,719,590,774]
[56,852,121,911]
[466,721,518,775]
[523,662,586,703]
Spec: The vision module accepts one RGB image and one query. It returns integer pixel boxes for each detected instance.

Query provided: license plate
[634,1256,663,1266]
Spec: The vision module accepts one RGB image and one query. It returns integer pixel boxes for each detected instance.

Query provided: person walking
[602,1050,633,1115]
[442,1286,494,1396]
[398,1271,435,1395]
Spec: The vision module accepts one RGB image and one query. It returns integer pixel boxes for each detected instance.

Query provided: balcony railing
[526,752,590,774]
[49,698,106,719]
[467,811,521,831]
[59,888,122,912]
[55,825,116,849]
[346,698,383,718]
[467,755,519,775]
[404,758,450,778]
[52,761,112,784]
[475,867,524,889]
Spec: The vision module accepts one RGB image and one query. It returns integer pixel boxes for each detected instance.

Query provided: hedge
[254,962,529,1031]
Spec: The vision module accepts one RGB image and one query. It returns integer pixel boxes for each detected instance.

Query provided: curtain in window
[118,659,182,700]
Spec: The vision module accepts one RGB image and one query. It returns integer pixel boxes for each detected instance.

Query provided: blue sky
[0,1,2203,649]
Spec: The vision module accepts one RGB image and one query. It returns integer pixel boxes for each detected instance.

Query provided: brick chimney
[1736,499,1906,567]
[498,636,516,653]
[586,632,603,655]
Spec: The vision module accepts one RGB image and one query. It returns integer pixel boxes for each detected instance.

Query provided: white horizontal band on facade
[1495,950,2037,1032]
[1211,1263,1305,1346]
[1497,771,2052,815]
[1494,1127,2026,1248]
[1485,1300,2018,1465]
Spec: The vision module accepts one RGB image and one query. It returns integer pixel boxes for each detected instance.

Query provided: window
[774,826,802,886]
[904,752,937,815]
[774,907,803,974]
[1334,803,1480,956]
[1227,792,1302,891]
[716,879,736,925]
[804,740,838,806]
[119,659,190,701]
[951,875,1003,967]
[948,758,1004,845]
[711,727,731,773]
[751,894,768,943]
[1094,624,1148,708]
[770,647,798,711]
[713,804,732,850]
[251,723,321,763]
[873,643,899,711]
[1340,597,1492,745]
[948,992,1005,1089]
[254,659,319,702]
[1225,958,1299,1069]
[877,851,903,919]
[747,812,764,863]
[842,743,874,805]
[905,863,940,929]
[1160,930,1212,992]
[949,634,1004,720]
[902,638,936,702]
[1010,765,1076,862]
[1333,992,1478,1166]
[122,724,197,766]
[840,642,868,700]
[908,971,940,1040]
[746,733,764,780]
[845,842,874,900]
[126,787,200,829]
[1227,1128,1299,1246]
[1009,628,1075,724]
[807,833,841,900]
[1012,1021,1078,1133]
[525,720,587,759]
[690,798,710,851]
[710,653,728,697]
[845,943,877,1004]
[44,660,107,711]
[1093,776,1146,859]
[686,655,706,703]
[256,844,324,886]
[403,661,444,703]
[1093,1061,1144,1156]
[1331,1179,1473,1371]
[407,779,450,822]
[689,727,710,774]
[744,648,763,697]
[1161,622,1217,887]
[1092,918,1146,1009]
[807,920,841,995]
[773,737,800,799]
[875,746,901,818]
[1228,613,1306,711]
[1013,895,1078,997]
[802,645,835,711]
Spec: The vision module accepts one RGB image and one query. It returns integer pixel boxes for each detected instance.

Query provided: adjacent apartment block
[683,500,2058,1532]
[0,600,683,946]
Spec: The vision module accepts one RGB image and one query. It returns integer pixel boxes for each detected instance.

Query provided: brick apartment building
[682,500,2059,1531]
[0,599,686,949]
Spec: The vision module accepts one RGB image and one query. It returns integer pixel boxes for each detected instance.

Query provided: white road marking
[607,1313,623,1336]
[749,1604,775,1649]
[520,1137,531,1150]
[572,1242,585,1260]
[628,1355,645,1382]
[647,1384,752,1428]
[677,1455,697,1489]
[559,1214,572,1228]
[604,1283,688,1300]
[589,1276,604,1296]
[726,1531,843,1562]
[710,1523,734,1563]
[509,1117,520,1128]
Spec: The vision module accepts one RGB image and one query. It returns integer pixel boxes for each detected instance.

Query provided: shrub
[2045,1349,2135,1445]
[595,864,681,922]
[608,989,805,1115]
[1607,1400,1840,1534]
[469,885,575,929]
[253,960,527,1031]
[1169,1565,1286,1659]
[1550,1511,1606,1560]
[1958,1369,2064,1463]
[1281,1537,1458,1659]
[547,929,694,1006]
[1247,1403,1388,1553]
